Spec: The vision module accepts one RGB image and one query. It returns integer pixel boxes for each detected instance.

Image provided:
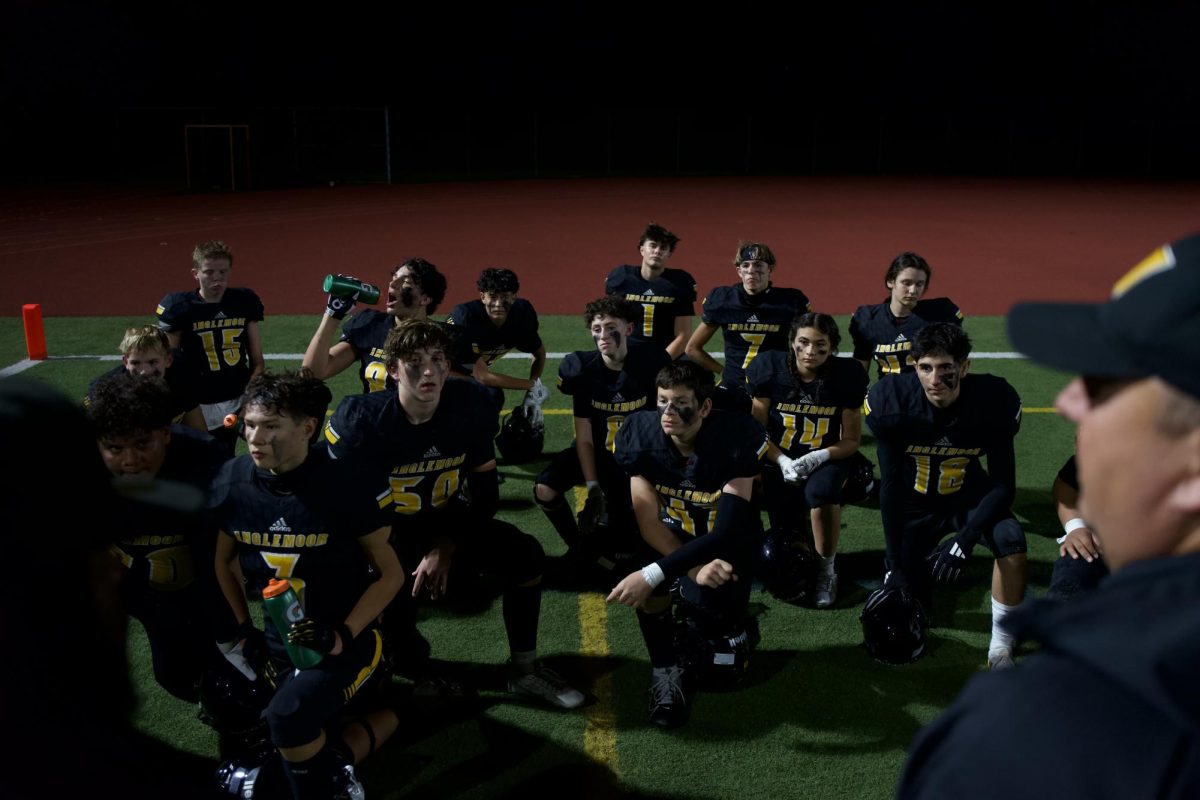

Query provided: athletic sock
[818,554,836,575]
[989,595,1020,656]
[502,583,541,654]
[536,494,581,547]
[636,608,678,668]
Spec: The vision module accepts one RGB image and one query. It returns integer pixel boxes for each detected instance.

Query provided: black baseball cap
[1007,233,1200,401]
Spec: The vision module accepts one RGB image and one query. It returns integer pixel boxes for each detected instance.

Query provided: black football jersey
[849,298,964,379]
[558,343,672,454]
[86,349,201,425]
[208,447,385,637]
[338,309,395,393]
[324,379,498,522]
[446,298,542,375]
[604,265,697,350]
[746,352,868,457]
[156,288,265,404]
[700,284,812,389]
[615,409,768,539]
[864,372,1022,512]
[112,425,228,592]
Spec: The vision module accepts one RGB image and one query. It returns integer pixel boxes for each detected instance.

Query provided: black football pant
[534,444,637,551]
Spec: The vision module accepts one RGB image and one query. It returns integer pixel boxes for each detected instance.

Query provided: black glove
[324,275,360,319]
[929,535,973,584]
[288,618,353,655]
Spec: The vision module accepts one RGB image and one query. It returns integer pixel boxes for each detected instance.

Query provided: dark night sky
[5,3,1198,113]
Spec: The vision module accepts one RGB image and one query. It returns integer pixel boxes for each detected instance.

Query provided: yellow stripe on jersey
[1112,245,1175,298]
[862,397,873,416]
[324,421,340,445]
[155,304,165,316]
[755,438,770,460]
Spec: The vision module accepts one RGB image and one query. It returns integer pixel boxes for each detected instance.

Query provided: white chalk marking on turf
[0,359,40,377]
[574,487,619,775]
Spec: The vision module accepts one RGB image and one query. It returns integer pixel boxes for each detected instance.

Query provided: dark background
[4,3,1200,187]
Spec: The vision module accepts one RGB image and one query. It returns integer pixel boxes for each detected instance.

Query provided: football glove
[776,454,805,484]
[929,535,973,583]
[524,378,551,408]
[793,448,831,479]
[216,619,265,681]
[324,274,361,319]
[578,481,607,536]
[288,618,354,655]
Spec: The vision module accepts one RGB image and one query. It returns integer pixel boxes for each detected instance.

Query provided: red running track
[1,176,1198,317]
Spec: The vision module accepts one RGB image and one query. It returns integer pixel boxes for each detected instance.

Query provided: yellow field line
[574,486,619,775]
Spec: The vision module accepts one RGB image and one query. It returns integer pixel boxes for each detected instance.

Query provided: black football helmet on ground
[860,584,929,665]
[673,600,761,691]
[198,663,274,761]
[840,452,878,505]
[495,405,544,463]
[759,528,817,605]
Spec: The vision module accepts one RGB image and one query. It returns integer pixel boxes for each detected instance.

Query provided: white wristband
[641,563,666,589]
[586,480,601,491]
[1056,517,1088,544]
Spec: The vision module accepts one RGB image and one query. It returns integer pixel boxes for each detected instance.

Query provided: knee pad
[989,517,1026,558]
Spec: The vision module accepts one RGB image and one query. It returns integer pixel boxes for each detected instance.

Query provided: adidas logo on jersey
[894,333,907,342]
[269,517,290,532]
[612,393,626,402]
[424,446,442,459]
[214,310,227,320]
[643,289,656,296]
[747,314,761,323]
[680,479,696,489]
[934,437,953,447]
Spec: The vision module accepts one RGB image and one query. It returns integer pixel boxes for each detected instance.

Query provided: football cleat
[814,571,838,609]
[507,662,586,709]
[987,649,1016,671]
[648,665,692,729]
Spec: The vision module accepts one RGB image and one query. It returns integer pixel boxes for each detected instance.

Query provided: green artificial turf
[3,313,1076,799]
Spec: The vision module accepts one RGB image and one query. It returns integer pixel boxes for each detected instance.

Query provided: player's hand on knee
[694,559,737,588]
[412,548,452,600]
[794,448,830,479]
[1060,527,1102,562]
[777,455,804,484]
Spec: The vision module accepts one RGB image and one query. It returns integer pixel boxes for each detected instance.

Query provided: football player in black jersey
[608,362,769,728]
[86,373,228,701]
[748,312,870,609]
[156,241,265,454]
[534,297,671,570]
[302,257,448,393]
[686,241,813,413]
[210,372,404,799]
[864,323,1026,669]
[604,223,697,358]
[447,267,550,417]
[86,325,205,431]
[849,252,964,380]
[325,319,585,709]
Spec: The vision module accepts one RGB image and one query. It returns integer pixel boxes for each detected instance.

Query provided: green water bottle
[262,578,324,669]
[323,274,381,304]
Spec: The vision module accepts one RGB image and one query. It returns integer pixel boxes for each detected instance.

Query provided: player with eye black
[534,296,671,570]
[849,251,963,380]
[447,267,550,417]
[86,325,206,432]
[302,257,448,394]
[864,322,1026,669]
[324,319,585,710]
[607,361,769,728]
[604,222,697,359]
[156,240,265,454]
[86,372,229,702]
[209,371,404,799]
[748,312,870,609]
[686,241,813,413]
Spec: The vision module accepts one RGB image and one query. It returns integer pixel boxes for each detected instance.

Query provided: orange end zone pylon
[22,304,47,360]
